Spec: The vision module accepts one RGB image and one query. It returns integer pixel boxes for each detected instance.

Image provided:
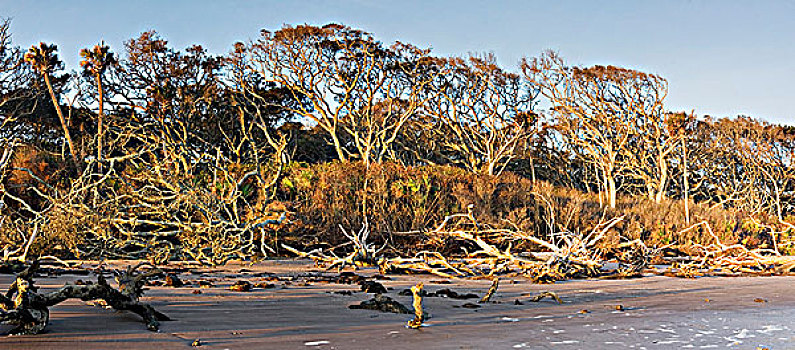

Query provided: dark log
[0,261,169,335]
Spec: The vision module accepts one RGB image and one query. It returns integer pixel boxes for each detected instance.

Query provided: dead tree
[0,261,169,335]
[378,207,626,282]
[283,219,385,270]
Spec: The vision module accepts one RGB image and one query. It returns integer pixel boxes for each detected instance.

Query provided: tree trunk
[597,169,604,208]
[682,137,690,224]
[607,175,617,209]
[774,182,783,222]
[330,132,346,162]
[655,159,668,203]
[96,74,104,163]
[486,160,496,176]
[44,74,78,166]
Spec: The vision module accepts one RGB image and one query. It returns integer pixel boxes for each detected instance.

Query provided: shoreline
[0,260,792,349]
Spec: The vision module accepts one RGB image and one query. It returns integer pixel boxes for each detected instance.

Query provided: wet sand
[0,260,793,349]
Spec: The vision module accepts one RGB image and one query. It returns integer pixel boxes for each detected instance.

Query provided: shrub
[282,161,539,249]
[281,161,780,255]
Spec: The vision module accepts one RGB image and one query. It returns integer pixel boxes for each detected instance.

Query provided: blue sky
[2,0,793,124]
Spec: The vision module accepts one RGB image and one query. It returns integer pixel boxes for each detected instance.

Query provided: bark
[330,132,346,162]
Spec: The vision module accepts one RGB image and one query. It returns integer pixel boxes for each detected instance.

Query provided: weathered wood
[406,283,425,329]
[0,261,169,335]
[479,278,499,303]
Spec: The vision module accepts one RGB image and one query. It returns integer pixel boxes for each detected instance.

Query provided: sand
[0,260,792,349]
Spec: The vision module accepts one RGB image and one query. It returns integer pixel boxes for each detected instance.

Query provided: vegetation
[1,19,794,274]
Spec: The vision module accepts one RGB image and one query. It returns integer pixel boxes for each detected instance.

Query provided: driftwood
[283,210,794,285]
[399,287,478,299]
[0,261,169,335]
[663,221,795,277]
[479,278,499,303]
[285,211,636,282]
[360,280,387,294]
[381,212,623,282]
[524,291,562,303]
[282,220,385,271]
[406,283,425,329]
[349,294,410,314]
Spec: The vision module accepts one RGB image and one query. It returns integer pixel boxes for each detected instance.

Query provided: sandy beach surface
[0,260,792,349]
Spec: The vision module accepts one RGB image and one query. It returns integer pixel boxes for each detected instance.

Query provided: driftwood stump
[0,261,170,335]
[406,282,425,329]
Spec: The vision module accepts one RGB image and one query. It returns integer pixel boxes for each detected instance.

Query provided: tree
[523,51,668,208]
[0,17,19,122]
[424,54,537,175]
[114,31,226,174]
[0,17,16,176]
[249,24,436,165]
[692,116,795,220]
[1,19,59,155]
[0,17,25,146]
[666,111,697,223]
[24,42,78,165]
[224,41,305,202]
[622,106,685,203]
[79,42,116,163]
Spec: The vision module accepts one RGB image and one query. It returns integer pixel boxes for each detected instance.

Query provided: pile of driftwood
[0,260,168,335]
[1,207,793,337]
[284,210,640,282]
[660,220,795,277]
[283,210,795,281]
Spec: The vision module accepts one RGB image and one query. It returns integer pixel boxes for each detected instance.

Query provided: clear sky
[2,0,793,125]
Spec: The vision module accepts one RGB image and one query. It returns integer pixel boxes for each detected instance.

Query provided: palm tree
[80,42,116,163]
[24,42,78,165]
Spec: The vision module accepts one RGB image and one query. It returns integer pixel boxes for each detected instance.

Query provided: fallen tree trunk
[0,261,170,335]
